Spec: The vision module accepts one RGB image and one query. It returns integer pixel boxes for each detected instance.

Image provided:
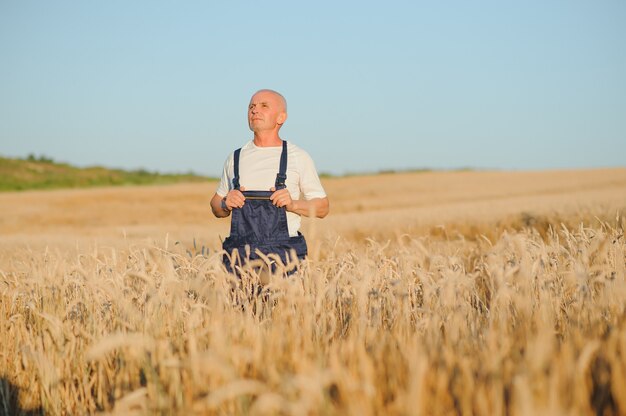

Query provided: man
[210,89,329,275]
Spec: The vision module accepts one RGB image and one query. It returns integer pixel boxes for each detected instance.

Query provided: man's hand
[270,187,294,210]
[210,187,246,218]
[224,187,246,210]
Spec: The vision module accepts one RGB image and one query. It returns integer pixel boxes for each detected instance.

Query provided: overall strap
[274,140,288,189]
[232,148,241,190]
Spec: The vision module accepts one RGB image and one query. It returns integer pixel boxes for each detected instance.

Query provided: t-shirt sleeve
[298,149,327,200]
[215,153,233,197]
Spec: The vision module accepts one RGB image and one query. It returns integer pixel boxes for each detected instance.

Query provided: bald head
[252,89,287,112]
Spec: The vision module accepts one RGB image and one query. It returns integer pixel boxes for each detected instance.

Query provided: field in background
[0,155,209,192]
[1,168,625,414]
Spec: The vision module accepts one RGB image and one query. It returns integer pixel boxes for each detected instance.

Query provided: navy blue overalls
[222,141,308,274]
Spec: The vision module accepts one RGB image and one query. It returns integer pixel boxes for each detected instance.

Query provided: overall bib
[222,141,308,274]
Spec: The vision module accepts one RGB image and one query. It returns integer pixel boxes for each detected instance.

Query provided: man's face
[248,91,286,132]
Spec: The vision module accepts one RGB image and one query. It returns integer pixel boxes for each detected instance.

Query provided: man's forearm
[287,197,329,218]
[210,194,231,218]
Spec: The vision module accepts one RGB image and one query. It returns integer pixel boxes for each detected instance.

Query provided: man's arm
[269,187,329,218]
[211,188,247,218]
[210,193,230,218]
[288,197,329,218]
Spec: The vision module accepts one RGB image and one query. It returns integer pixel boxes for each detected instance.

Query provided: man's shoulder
[286,141,310,156]
[224,141,255,160]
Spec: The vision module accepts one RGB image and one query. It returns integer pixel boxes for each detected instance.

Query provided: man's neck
[253,131,282,147]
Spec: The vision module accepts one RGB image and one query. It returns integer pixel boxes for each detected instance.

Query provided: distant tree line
[25,153,55,163]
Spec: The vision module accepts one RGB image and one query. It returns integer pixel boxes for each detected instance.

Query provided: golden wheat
[1,211,625,415]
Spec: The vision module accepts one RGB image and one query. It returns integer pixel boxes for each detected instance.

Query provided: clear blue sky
[1,1,624,176]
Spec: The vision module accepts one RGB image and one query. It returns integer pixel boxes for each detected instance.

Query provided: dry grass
[1,168,625,415]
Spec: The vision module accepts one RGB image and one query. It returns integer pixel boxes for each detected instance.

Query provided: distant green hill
[0,154,213,192]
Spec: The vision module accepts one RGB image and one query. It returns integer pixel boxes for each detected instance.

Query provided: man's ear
[277,111,287,125]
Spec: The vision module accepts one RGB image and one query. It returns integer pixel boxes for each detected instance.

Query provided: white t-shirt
[216,141,327,236]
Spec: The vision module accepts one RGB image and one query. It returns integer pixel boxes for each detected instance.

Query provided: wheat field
[1,168,625,415]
